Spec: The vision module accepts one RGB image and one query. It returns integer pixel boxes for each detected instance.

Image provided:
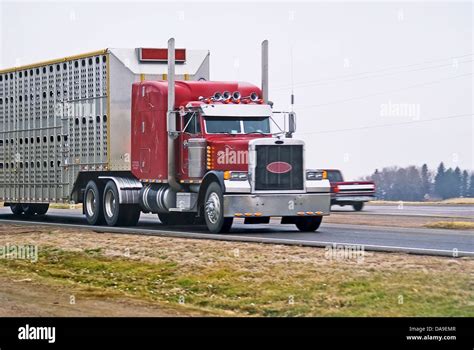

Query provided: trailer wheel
[34,204,49,216]
[84,180,105,225]
[21,204,37,216]
[353,202,364,211]
[204,182,233,233]
[102,181,140,226]
[10,204,23,215]
[295,216,322,232]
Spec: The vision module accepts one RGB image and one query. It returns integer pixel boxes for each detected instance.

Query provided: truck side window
[183,113,201,134]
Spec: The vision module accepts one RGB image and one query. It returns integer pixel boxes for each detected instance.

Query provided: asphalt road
[332,204,474,218]
[0,207,472,258]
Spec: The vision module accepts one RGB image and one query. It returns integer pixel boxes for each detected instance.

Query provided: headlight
[306,170,326,181]
[224,171,248,181]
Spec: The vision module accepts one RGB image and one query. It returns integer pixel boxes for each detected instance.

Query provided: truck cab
[131,80,331,233]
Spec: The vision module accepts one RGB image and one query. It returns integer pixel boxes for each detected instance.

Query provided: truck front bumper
[223,193,331,217]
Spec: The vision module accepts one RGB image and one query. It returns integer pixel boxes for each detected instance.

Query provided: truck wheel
[103,181,121,226]
[84,180,105,225]
[295,216,322,232]
[34,204,49,216]
[353,202,364,211]
[103,181,140,226]
[10,204,23,215]
[121,205,141,226]
[21,204,36,216]
[204,182,233,233]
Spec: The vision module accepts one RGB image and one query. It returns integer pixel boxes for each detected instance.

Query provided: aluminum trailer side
[0,48,209,205]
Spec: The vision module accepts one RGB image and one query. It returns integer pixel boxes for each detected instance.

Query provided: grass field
[0,225,472,317]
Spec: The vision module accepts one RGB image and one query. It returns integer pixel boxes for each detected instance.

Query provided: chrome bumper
[332,196,374,202]
[223,193,331,217]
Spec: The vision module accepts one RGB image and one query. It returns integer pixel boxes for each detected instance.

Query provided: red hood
[206,135,271,171]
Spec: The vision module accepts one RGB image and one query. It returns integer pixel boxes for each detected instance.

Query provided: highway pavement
[0,207,472,257]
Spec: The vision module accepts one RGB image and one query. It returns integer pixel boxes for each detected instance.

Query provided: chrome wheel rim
[85,190,96,217]
[205,192,220,224]
[104,189,116,218]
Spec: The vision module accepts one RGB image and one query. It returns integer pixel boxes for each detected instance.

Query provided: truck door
[178,111,201,178]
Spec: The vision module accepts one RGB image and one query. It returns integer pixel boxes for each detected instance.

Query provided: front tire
[84,180,105,225]
[295,216,322,232]
[203,182,233,233]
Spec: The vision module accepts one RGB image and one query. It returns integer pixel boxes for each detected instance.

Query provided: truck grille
[254,145,304,191]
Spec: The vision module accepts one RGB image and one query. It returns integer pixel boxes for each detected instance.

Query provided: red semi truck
[0,39,331,233]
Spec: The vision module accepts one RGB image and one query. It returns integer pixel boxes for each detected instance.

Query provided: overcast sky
[1,0,472,179]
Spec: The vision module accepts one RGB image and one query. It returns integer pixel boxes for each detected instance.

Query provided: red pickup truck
[323,169,376,211]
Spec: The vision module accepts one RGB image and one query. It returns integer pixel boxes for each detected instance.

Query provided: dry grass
[370,198,474,206]
[424,221,474,230]
[326,213,474,228]
[442,198,474,205]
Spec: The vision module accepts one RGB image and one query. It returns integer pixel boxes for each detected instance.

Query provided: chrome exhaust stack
[261,40,269,103]
[167,38,182,191]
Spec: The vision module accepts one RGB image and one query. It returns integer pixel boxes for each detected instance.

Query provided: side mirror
[287,112,296,137]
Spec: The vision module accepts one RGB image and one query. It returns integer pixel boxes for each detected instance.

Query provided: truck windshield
[205,117,270,134]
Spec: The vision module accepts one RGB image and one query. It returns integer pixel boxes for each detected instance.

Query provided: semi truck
[0,38,331,233]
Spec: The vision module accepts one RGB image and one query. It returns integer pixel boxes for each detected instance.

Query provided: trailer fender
[98,176,142,204]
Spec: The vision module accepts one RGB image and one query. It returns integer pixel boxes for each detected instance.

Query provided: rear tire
[295,216,322,232]
[203,182,233,233]
[121,205,141,226]
[103,181,140,226]
[21,204,36,216]
[10,204,23,215]
[84,180,105,225]
[34,204,49,216]
[353,202,364,211]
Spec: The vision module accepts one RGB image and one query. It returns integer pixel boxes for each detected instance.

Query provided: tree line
[365,163,474,201]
